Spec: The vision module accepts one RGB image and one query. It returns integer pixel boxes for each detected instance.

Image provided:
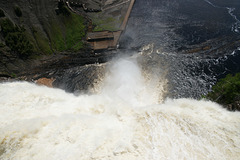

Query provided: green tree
[5,32,33,57]
[0,18,15,36]
[0,18,33,58]
[206,73,240,105]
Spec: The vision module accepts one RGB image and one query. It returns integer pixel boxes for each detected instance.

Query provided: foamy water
[0,58,240,160]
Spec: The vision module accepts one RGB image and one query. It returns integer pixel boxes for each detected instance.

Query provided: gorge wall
[0,0,106,77]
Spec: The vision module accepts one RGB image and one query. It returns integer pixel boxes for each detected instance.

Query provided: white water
[0,58,240,160]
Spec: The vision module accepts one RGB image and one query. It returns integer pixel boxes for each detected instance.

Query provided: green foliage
[5,32,33,57]
[92,16,118,31]
[0,18,15,36]
[0,9,5,17]
[32,28,52,54]
[64,14,85,50]
[11,72,16,78]
[206,73,240,105]
[72,41,84,51]
[14,6,22,17]
[50,12,86,52]
[50,22,65,51]
[0,18,33,58]
[0,42,5,47]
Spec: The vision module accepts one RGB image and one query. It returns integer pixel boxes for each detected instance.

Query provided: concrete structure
[86,0,135,51]
[61,0,135,51]
[86,31,122,50]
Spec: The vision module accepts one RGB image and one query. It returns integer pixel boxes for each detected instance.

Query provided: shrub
[14,6,22,17]
[0,18,33,58]
[0,18,15,36]
[206,73,240,105]
[0,42,4,47]
[5,32,33,57]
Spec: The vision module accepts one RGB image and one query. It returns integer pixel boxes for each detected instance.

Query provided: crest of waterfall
[0,57,240,160]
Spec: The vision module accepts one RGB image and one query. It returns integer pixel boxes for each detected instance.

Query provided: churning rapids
[1,57,240,160]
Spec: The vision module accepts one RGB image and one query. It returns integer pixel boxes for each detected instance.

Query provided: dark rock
[227,101,240,111]
[53,63,105,94]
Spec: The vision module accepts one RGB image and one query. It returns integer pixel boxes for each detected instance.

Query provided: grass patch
[49,2,86,52]
[72,41,84,51]
[49,21,66,52]
[64,13,85,50]
[32,27,52,55]
[93,24,117,31]
[49,10,86,52]
[92,16,118,31]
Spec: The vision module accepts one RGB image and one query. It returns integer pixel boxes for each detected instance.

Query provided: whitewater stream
[1,0,240,159]
[0,57,240,160]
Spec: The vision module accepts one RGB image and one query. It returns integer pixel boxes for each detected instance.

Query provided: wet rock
[53,63,106,94]
[227,101,240,111]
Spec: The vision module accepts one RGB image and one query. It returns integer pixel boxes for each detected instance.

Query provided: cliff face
[0,0,89,76]
[0,0,132,94]
[0,0,131,78]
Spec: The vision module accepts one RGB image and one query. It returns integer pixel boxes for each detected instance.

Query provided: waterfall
[0,57,240,160]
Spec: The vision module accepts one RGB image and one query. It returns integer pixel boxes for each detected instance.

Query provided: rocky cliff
[0,0,91,77]
[0,0,131,94]
[0,0,130,78]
